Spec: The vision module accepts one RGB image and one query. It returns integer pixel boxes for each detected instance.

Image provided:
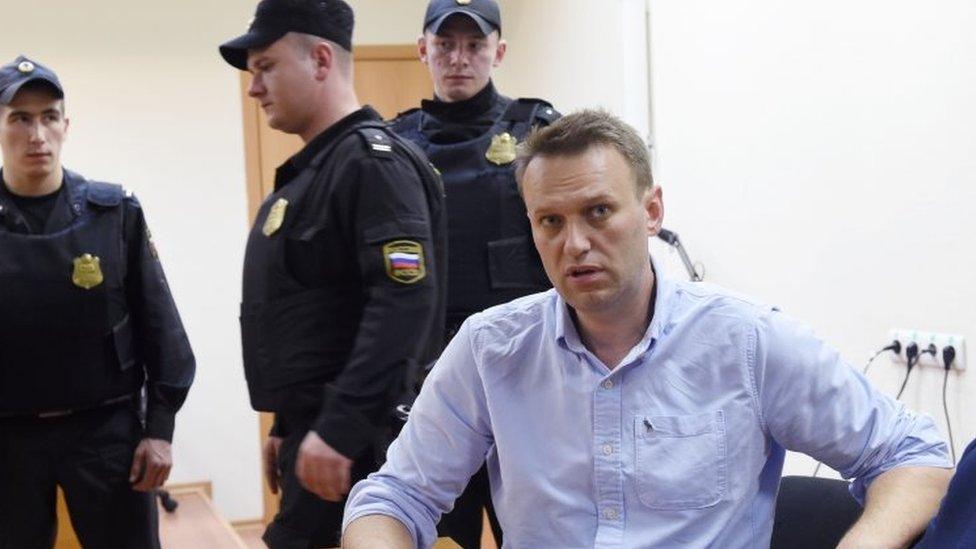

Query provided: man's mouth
[567,265,602,279]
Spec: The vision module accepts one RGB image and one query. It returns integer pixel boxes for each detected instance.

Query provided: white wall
[649,0,976,475]
[2,0,261,521]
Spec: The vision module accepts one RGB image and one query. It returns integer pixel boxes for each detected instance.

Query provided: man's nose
[448,47,465,66]
[563,221,591,257]
[27,121,44,143]
[248,75,264,97]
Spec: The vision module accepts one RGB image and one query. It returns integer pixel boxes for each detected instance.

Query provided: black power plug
[942,345,957,371]
[896,342,920,400]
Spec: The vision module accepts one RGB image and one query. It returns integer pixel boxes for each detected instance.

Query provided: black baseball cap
[0,55,64,105]
[424,0,501,36]
[219,0,355,71]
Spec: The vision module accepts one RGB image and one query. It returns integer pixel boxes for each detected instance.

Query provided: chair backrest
[771,476,863,549]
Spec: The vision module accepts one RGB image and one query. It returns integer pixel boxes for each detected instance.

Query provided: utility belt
[0,393,136,421]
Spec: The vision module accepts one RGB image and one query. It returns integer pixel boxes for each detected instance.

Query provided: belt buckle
[38,409,73,419]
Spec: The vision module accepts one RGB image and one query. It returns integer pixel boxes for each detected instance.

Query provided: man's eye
[590,205,611,219]
[539,216,562,228]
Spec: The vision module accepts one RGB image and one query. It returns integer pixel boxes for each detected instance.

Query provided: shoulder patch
[357,127,396,159]
[86,181,125,207]
[383,240,426,284]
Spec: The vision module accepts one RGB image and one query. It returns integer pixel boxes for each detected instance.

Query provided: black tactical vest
[240,121,446,412]
[392,98,558,327]
[0,180,141,414]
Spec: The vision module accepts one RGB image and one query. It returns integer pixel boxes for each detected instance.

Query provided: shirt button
[603,507,618,520]
[602,380,614,390]
[602,444,614,456]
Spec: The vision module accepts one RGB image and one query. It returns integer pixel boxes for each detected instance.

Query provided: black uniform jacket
[0,169,195,441]
[391,82,559,326]
[241,107,446,459]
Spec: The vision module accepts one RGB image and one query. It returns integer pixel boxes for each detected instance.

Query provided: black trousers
[263,411,376,549]
[0,404,159,549]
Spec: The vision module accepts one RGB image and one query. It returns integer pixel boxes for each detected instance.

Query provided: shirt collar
[555,254,678,358]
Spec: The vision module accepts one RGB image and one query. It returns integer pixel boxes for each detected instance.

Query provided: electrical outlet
[888,330,967,371]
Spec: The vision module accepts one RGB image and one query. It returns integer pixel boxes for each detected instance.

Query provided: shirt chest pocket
[634,411,727,510]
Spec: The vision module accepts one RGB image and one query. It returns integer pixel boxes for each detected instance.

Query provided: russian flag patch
[383,240,426,284]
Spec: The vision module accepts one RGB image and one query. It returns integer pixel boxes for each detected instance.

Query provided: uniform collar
[422,80,499,122]
[274,106,382,189]
[0,168,82,232]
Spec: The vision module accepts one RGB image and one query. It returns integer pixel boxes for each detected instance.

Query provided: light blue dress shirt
[344,270,950,548]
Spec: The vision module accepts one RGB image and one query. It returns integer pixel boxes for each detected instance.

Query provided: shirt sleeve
[753,310,951,503]
[343,319,492,548]
[312,150,444,460]
[123,195,196,441]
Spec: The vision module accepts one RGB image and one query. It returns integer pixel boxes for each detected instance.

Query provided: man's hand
[296,431,353,502]
[129,438,173,492]
[263,436,284,494]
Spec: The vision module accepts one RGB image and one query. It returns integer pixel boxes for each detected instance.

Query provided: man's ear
[311,40,335,80]
[644,185,664,237]
[493,37,507,67]
[417,34,430,65]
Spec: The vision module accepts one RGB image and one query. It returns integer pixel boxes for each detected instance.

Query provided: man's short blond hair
[515,109,653,196]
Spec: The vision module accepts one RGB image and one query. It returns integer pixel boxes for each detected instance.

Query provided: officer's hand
[295,431,353,502]
[130,438,173,492]
[263,436,284,495]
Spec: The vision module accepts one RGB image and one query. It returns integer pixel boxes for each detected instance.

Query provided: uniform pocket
[486,235,549,290]
[634,411,727,509]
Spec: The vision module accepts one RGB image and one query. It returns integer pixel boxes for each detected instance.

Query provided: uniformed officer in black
[0,56,195,548]
[220,1,447,547]
[389,1,559,546]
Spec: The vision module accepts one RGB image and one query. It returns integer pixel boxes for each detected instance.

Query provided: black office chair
[771,476,863,549]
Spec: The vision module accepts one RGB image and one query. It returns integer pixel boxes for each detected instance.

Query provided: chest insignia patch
[383,240,426,284]
[72,254,104,290]
[486,132,518,166]
[262,198,289,237]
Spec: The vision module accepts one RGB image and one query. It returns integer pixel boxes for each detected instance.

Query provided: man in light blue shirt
[342,110,952,548]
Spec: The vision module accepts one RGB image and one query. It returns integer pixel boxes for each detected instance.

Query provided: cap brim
[0,76,64,105]
[427,10,495,36]
[219,29,286,71]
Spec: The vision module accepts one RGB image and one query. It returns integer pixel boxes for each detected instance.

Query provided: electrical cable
[862,340,901,376]
[812,340,902,477]
[942,346,957,466]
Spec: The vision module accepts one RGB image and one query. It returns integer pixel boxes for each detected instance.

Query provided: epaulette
[503,98,560,126]
[392,107,421,121]
[86,181,125,207]
[356,126,396,159]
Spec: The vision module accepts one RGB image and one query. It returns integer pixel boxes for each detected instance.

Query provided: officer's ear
[310,40,336,81]
[417,34,430,65]
[493,36,507,67]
